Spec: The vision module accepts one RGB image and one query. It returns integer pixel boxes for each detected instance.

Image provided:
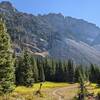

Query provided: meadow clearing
[0,82,100,100]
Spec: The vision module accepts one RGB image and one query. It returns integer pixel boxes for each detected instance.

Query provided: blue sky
[0,0,100,27]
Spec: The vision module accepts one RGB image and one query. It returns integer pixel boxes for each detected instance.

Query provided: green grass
[14,82,70,94]
[33,81,70,88]
[9,82,70,100]
[3,82,100,100]
[91,83,100,94]
[0,82,70,100]
[87,83,100,95]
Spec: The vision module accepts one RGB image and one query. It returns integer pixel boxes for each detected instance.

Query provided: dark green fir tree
[16,50,34,87]
[0,18,15,94]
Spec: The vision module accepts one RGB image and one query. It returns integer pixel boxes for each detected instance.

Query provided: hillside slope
[0,1,100,64]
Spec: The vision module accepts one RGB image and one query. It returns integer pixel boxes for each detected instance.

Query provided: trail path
[52,84,78,100]
[31,84,79,100]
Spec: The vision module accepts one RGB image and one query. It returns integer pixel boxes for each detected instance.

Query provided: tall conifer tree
[67,59,74,82]
[0,18,15,94]
[16,50,34,86]
[31,57,39,82]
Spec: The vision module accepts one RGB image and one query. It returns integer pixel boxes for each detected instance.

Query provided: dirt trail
[52,84,78,100]
[33,84,79,100]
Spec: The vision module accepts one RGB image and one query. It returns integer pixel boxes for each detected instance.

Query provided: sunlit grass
[33,81,70,88]
[14,81,70,94]
[87,83,100,95]
[90,83,97,87]
[3,82,100,100]
[14,86,34,94]
[0,82,85,100]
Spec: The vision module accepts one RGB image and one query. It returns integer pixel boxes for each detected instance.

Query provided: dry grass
[1,82,100,100]
[87,83,100,95]
[0,82,100,100]
[0,82,70,100]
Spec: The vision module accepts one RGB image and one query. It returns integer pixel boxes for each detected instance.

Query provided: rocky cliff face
[0,1,100,64]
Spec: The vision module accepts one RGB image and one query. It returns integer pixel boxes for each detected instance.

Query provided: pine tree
[15,56,22,85]
[51,59,56,81]
[63,61,68,82]
[89,64,98,83]
[0,18,15,94]
[74,66,80,82]
[31,56,39,82]
[95,67,100,85]
[40,65,45,82]
[37,59,45,82]
[67,59,75,82]
[89,64,100,84]
[43,58,53,81]
[16,50,34,86]
[55,60,64,82]
[77,70,88,100]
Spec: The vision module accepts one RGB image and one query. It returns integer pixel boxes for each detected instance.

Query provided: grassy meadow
[0,82,100,100]
[0,82,70,100]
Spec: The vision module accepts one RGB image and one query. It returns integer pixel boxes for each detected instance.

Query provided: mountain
[0,1,100,64]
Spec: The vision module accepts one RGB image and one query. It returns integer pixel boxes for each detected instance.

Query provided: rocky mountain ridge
[0,1,100,64]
